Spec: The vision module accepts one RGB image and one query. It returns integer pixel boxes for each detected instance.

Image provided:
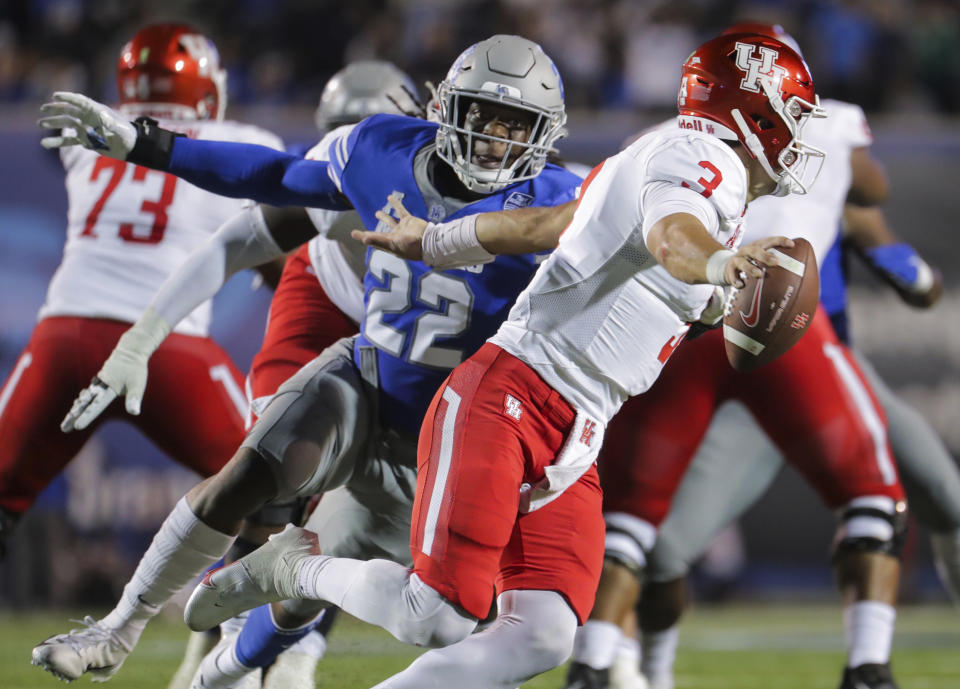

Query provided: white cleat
[167,630,221,689]
[262,650,318,689]
[31,616,132,682]
[188,632,259,689]
[610,654,649,689]
[184,526,320,632]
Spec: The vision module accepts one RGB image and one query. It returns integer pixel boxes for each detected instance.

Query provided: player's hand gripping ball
[722,237,819,371]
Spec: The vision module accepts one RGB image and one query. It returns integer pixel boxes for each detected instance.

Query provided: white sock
[102,497,233,648]
[372,590,576,689]
[641,626,679,685]
[296,556,475,647]
[214,640,254,678]
[616,633,640,664]
[844,601,895,667]
[571,620,621,670]
[931,528,960,607]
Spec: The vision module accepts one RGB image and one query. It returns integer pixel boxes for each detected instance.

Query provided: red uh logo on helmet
[733,42,788,95]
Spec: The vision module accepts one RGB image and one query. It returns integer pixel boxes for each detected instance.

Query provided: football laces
[723,280,742,318]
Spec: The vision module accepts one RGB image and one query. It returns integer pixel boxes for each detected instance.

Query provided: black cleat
[565,661,610,689]
[840,663,899,689]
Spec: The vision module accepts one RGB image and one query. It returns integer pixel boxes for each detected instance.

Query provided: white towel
[519,411,603,513]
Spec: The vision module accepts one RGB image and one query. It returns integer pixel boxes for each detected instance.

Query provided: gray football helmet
[315,60,422,131]
[435,35,567,193]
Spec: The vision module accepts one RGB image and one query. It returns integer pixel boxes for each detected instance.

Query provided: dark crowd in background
[2,0,959,115]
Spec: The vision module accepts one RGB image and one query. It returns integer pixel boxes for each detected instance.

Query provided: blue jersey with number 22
[326,114,581,434]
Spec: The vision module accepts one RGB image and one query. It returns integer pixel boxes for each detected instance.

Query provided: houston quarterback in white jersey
[622,97,952,689]
[622,28,952,689]
[0,21,280,593]
[569,25,921,689]
[167,32,821,689]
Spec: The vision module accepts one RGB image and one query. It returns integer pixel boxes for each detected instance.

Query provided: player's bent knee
[361,565,476,647]
[501,590,578,673]
[604,512,658,574]
[833,496,909,560]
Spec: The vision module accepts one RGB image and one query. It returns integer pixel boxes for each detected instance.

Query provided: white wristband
[705,249,735,286]
[421,215,496,269]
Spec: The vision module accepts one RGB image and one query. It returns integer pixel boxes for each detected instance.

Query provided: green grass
[1,604,957,689]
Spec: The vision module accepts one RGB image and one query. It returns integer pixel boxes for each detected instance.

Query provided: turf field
[1,604,957,689]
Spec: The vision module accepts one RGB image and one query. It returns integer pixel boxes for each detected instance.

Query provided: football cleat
[839,663,899,689]
[167,629,221,689]
[262,649,319,689]
[184,526,320,632]
[564,661,611,689]
[188,631,259,689]
[31,616,132,682]
[609,654,649,689]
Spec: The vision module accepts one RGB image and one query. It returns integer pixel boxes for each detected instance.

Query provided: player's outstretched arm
[61,204,294,432]
[843,204,943,308]
[39,92,351,209]
[352,192,575,268]
[646,212,792,288]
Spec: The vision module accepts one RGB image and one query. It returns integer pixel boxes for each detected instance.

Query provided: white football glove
[38,91,137,159]
[61,308,172,432]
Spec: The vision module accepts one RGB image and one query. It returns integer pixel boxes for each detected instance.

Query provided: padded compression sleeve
[151,205,285,326]
[168,137,352,209]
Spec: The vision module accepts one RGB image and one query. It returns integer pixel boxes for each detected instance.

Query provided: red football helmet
[116,23,227,121]
[677,32,826,195]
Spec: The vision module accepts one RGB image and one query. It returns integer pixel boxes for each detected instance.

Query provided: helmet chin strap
[730,108,790,195]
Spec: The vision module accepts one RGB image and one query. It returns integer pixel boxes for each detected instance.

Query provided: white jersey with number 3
[40,118,283,336]
[491,126,748,424]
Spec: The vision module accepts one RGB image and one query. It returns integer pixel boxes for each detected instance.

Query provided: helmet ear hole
[751,114,776,131]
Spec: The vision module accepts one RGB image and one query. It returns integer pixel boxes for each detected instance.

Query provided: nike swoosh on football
[739,271,765,328]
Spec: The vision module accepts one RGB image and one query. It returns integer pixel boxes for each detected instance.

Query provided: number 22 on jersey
[81,157,178,244]
[364,250,474,369]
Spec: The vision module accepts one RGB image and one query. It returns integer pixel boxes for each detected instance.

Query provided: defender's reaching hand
[351,192,426,261]
[38,91,137,159]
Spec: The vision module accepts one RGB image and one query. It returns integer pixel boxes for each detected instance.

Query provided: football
[722,237,819,372]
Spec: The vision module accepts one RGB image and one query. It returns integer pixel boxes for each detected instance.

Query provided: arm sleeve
[168,137,352,209]
[640,181,719,242]
[151,205,284,326]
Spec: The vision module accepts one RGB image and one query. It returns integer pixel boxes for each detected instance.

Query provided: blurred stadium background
[0,0,958,685]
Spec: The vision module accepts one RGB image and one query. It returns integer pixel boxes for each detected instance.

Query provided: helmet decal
[733,42,788,95]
